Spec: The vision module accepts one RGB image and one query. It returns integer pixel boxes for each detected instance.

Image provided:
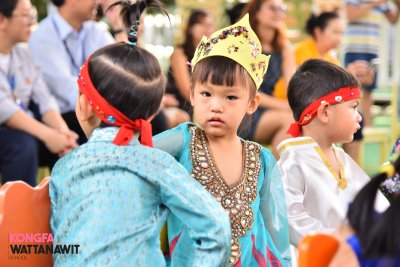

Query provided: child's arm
[259,149,292,266]
[278,158,335,246]
[153,124,185,159]
[159,155,231,266]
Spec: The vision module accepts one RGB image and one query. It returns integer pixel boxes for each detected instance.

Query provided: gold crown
[191,14,270,89]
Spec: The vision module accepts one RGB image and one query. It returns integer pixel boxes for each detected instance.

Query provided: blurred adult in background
[226,2,246,24]
[29,0,115,146]
[344,0,400,127]
[0,0,77,186]
[295,11,375,161]
[97,0,128,42]
[28,0,118,169]
[241,0,295,158]
[166,9,215,117]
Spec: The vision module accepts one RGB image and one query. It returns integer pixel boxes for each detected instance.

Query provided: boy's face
[190,77,259,139]
[327,99,362,143]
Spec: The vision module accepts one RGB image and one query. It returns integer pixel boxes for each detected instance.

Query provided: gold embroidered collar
[189,125,261,265]
[279,137,347,189]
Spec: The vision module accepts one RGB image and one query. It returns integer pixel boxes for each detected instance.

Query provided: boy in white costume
[277,59,389,246]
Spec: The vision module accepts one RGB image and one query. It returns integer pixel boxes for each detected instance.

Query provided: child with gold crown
[154,14,291,267]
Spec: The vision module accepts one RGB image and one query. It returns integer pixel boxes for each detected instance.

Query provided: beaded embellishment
[191,14,270,89]
[189,126,261,265]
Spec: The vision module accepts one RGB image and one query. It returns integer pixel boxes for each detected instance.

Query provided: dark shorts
[344,52,378,92]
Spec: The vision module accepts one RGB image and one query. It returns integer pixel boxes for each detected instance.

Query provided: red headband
[78,57,153,147]
[287,86,361,137]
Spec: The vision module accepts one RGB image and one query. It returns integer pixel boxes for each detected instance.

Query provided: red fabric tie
[78,56,153,147]
[287,86,361,137]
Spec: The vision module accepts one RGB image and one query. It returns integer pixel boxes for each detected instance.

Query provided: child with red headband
[277,59,388,246]
[48,1,231,266]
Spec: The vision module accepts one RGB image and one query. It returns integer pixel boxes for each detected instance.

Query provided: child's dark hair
[305,12,340,38]
[287,59,360,120]
[89,0,167,124]
[192,56,257,98]
[347,156,400,259]
[0,0,18,17]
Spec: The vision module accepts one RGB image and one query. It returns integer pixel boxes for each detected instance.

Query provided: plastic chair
[0,178,52,267]
[298,233,340,267]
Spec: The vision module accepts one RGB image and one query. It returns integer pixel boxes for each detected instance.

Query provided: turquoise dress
[50,127,231,266]
[154,123,291,267]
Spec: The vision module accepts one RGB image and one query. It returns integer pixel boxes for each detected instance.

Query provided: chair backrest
[298,233,340,267]
[0,178,52,267]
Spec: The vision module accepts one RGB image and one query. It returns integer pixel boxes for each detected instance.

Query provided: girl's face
[190,74,259,139]
[1,0,35,44]
[315,17,345,51]
[191,15,216,45]
[256,0,287,30]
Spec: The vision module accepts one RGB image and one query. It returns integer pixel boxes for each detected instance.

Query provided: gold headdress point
[191,14,270,89]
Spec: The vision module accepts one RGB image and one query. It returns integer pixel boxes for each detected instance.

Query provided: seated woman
[240,0,295,158]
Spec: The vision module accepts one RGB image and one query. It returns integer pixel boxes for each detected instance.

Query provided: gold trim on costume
[314,146,347,189]
[277,138,315,155]
[279,137,347,189]
[189,125,261,266]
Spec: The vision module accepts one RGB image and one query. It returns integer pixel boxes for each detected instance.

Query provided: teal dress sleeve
[153,126,184,159]
[154,123,232,266]
[260,148,292,266]
[158,155,232,266]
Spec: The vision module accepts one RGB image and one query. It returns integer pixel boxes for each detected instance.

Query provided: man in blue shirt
[29,0,115,145]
